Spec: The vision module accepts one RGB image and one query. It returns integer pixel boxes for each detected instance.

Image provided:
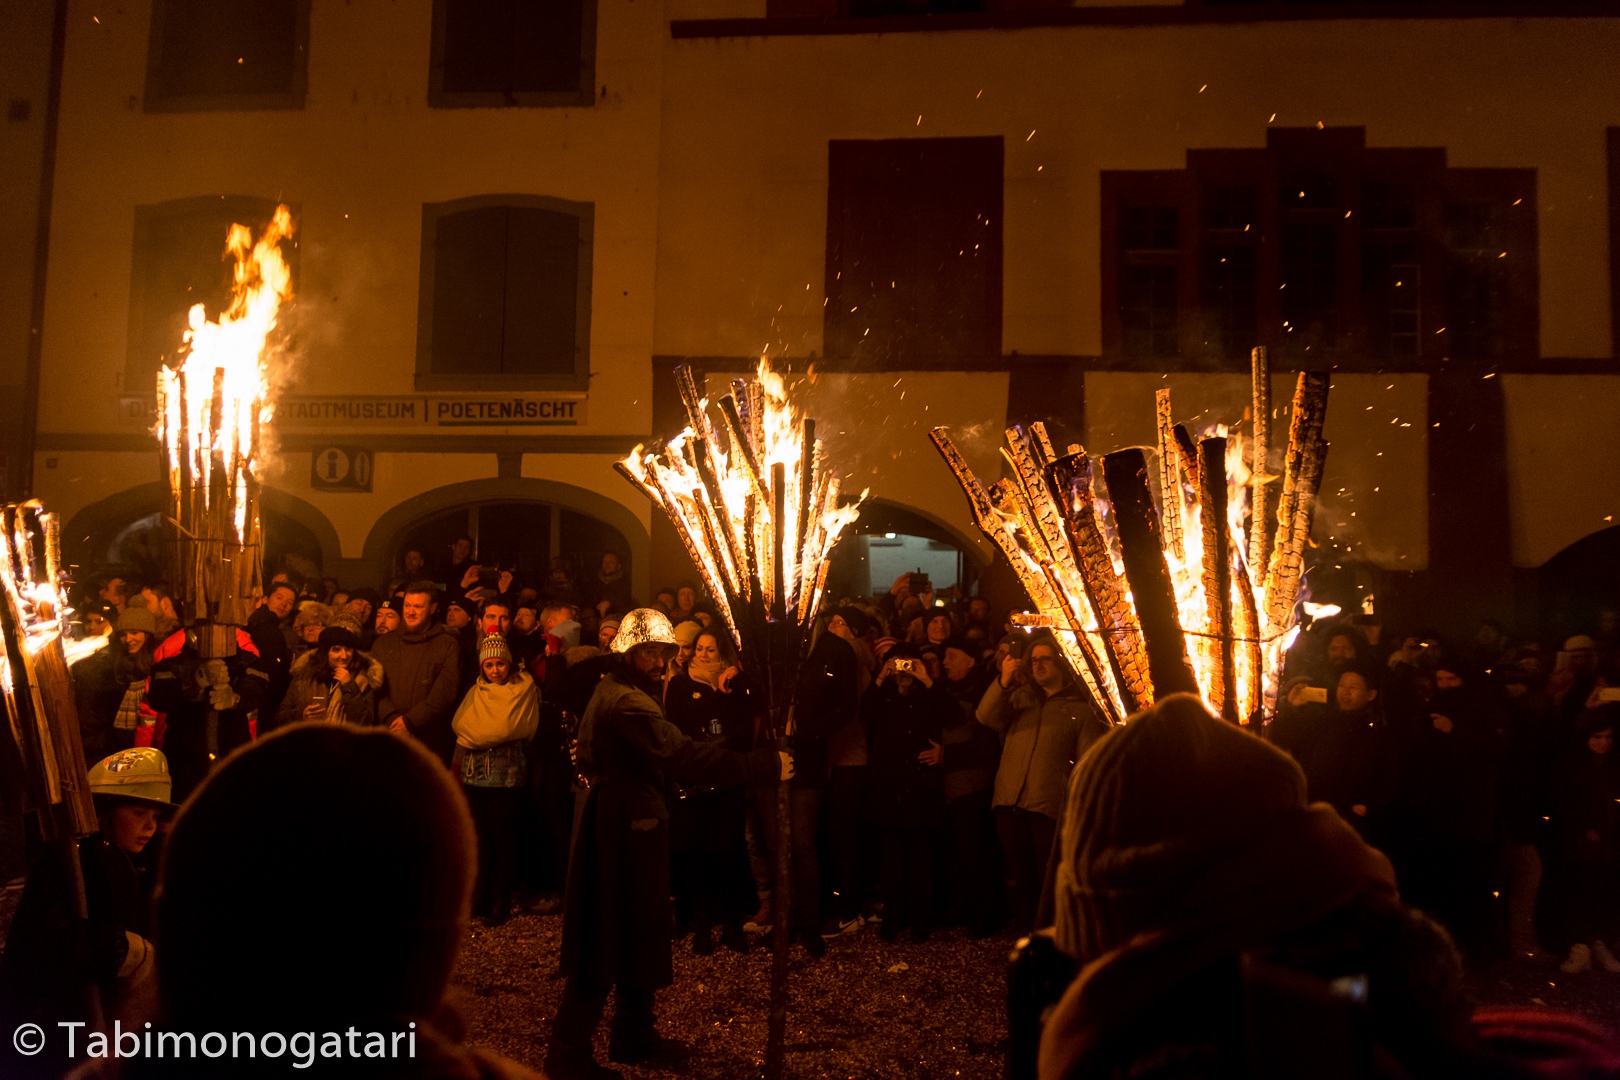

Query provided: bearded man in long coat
[547,608,788,1080]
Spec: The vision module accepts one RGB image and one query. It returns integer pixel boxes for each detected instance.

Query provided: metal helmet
[87,747,173,807]
[612,608,679,654]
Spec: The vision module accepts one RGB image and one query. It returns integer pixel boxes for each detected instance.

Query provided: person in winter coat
[976,633,1109,933]
[73,607,159,763]
[663,628,756,955]
[1551,705,1620,975]
[373,582,462,764]
[549,609,789,1080]
[819,607,877,937]
[144,623,269,804]
[862,643,954,941]
[0,748,170,1080]
[1495,649,1560,961]
[275,612,382,728]
[1028,693,1620,1080]
[591,551,634,618]
[939,638,1002,936]
[1385,660,1504,956]
[1265,666,1393,838]
[452,635,541,927]
[754,606,864,955]
[246,583,296,733]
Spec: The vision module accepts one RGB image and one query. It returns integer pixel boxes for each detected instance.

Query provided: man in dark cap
[549,608,789,1080]
[344,586,382,648]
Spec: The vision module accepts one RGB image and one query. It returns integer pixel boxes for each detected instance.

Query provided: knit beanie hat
[156,725,474,1028]
[317,610,365,651]
[479,633,512,665]
[115,606,158,636]
[1053,693,1392,964]
[673,620,703,647]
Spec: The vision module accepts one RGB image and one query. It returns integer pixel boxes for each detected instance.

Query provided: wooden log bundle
[0,503,97,841]
[157,366,264,657]
[932,362,1328,723]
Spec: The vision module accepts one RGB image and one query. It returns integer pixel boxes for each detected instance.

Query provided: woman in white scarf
[451,634,540,926]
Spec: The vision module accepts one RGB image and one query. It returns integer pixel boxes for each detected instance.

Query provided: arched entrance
[823,499,986,601]
[63,482,340,585]
[362,478,651,604]
[1539,525,1620,637]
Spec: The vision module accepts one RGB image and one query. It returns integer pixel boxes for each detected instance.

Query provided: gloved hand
[201,658,239,711]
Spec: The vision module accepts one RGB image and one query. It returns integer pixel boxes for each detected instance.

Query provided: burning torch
[617,361,863,1080]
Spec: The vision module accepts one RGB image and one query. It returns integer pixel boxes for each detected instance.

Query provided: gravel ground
[450,912,1010,1080]
[451,913,1620,1080]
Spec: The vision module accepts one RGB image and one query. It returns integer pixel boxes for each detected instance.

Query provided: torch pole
[766,461,791,1080]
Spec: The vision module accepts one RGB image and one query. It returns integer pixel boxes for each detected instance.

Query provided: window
[1102,128,1537,367]
[126,197,295,390]
[824,137,1003,364]
[416,196,593,391]
[430,0,596,108]
[144,0,308,112]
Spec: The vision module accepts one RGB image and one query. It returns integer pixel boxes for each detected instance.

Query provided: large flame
[157,206,293,544]
[622,359,864,651]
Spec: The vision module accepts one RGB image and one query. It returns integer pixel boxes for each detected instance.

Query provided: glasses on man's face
[1030,655,1055,666]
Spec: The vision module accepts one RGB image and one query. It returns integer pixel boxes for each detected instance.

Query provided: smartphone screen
[1303,686,1329,705]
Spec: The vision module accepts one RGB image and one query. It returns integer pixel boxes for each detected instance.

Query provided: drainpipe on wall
[19,0,70,500]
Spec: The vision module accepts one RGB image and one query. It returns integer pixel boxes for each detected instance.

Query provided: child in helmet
[0,748,172,1057]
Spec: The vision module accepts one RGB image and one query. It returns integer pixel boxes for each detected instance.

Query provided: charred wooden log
[1198,437,1237,723]
[1101,449,1199,698]
[1047,450,1154,714]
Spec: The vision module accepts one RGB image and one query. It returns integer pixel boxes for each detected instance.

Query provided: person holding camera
[976,632,1108,934]
[861,642,954,942]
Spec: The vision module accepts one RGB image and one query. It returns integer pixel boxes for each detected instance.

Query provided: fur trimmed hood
[289,648,383,694]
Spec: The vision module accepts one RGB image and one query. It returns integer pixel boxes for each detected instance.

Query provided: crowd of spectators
[12,534,1620,1078]
[57,546,1620,972]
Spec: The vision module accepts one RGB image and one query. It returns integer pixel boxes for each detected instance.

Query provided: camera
[893,658,915,673]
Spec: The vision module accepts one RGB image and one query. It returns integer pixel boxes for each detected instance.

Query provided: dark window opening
[824,137,1003,364]
[431,0,595,108]
[1201,243,1257,361]
[1121,206,1179,251]
[1102,128,1536,368]
[417,197,593,389]
[145,0,306,111]
[1280,169,1338,211]
[1203,183,1257,231]
[1280,222,1338,357]
[126,197,294,390]
[1121,266,1180,359]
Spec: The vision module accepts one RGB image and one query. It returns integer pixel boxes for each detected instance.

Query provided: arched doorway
[392,501,630,599]
[823,499,985,601]
[63,482,339,586]
[362,478,651,603]
[1539,525,1620,637]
